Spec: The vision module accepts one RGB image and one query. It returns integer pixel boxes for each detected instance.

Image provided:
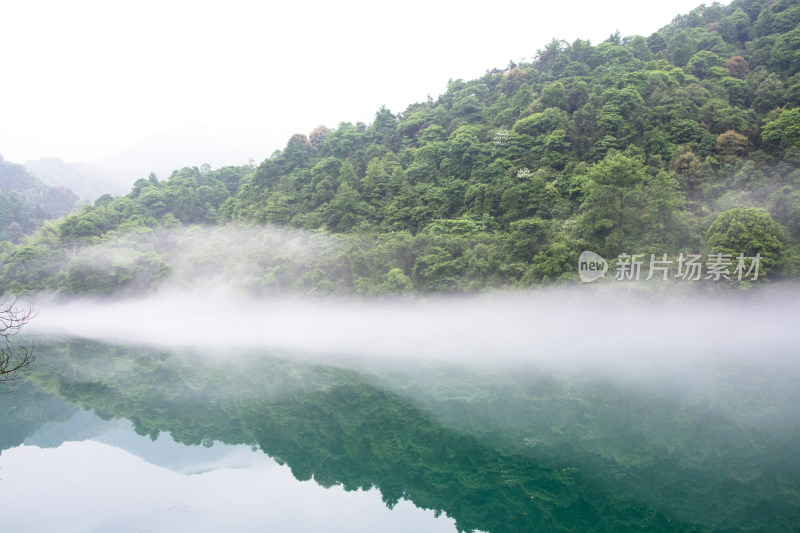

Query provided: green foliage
[706,207,785,277]
[718,7,752,44]
[3,0,800,296]
[642,170,686,249]
[577,152,647,256]
[666,29,696,66]
[762,107,800,152]
[0,156,81,242]
[685,50,725,79]
[512,108,568,138]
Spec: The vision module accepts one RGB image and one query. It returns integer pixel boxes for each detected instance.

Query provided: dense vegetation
[3,4,798,530]
[0,155,80,245]
[3,0,800,296]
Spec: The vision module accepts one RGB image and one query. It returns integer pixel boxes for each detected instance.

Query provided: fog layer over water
[13,287,800,532]
[28,287,800,381]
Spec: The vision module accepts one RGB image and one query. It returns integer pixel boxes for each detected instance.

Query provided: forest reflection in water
[1,337,799,533]
[1,419,455,533]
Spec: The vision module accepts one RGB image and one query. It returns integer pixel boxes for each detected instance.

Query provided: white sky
[1,0,715,165]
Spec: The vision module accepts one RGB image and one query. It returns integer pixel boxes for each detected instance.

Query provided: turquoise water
[1,338,798,532]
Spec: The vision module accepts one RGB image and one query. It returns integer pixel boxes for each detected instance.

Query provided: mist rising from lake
[27,286,800,385]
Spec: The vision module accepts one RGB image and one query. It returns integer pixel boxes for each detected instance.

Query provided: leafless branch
[0,295,36,384]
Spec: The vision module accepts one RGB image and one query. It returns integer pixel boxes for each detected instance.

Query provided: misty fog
[26,284,799,382]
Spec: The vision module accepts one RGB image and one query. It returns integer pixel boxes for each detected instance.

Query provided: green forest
[0,155,80,245]
[3,3,799,531]
[3,0,800,296]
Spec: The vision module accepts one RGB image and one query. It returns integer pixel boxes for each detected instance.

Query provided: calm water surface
[1,337,798,532]
[1,410,456,533]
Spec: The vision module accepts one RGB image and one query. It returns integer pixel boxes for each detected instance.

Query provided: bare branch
[0,295,36,384]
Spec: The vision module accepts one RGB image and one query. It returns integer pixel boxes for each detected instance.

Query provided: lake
[1,336,799,532]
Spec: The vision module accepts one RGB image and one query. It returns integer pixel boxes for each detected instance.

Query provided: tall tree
[577,152,647,256]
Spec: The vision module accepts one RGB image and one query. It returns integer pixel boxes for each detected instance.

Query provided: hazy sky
[2,0,714,165]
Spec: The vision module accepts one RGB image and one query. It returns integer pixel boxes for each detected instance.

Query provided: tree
[361,158,388,204]
[715,130,749,164]
[685,51,725,79]
[768,27,800,77]
[629,35,652,61]
[718,8,751,44]
[309,125,329,151]
[761,107,800,153]
[752,74,785,114]
[371,106,399,148]
[383,268,414,294]
[706,208,785,278]
[7,221,24,244]
[577,152,646,256]
[506,217,550,262]
[666,29,695,67]
[725,56,750,78]
[512,108,568,138]
[539,82,568,111]
[642,170,685,249]
[0,296,35,384]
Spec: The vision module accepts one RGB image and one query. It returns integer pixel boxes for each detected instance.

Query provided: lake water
[1,337,799,532]
[2,414,455,533]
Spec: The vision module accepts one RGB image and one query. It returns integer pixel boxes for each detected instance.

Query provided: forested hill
[0,155,81,245]
[2,0,800,296]
[24,157,129,203]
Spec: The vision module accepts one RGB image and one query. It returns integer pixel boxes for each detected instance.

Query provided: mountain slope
[0,154,81,243]
[1,0,799,295]
[25,157,129,202]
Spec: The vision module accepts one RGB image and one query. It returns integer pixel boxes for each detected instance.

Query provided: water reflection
[3,435,455,533]
[1,337,798,533]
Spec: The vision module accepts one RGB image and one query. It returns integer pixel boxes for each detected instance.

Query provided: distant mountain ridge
[89,128,258,184]
[23,128,260,203]
[24,157,129,202]
[0,154,81,243]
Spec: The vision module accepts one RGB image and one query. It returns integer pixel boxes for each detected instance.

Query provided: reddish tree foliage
[725,56,750,79]
[716,130,749,164]
[309,125,329,150]
[505,67,526,94]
